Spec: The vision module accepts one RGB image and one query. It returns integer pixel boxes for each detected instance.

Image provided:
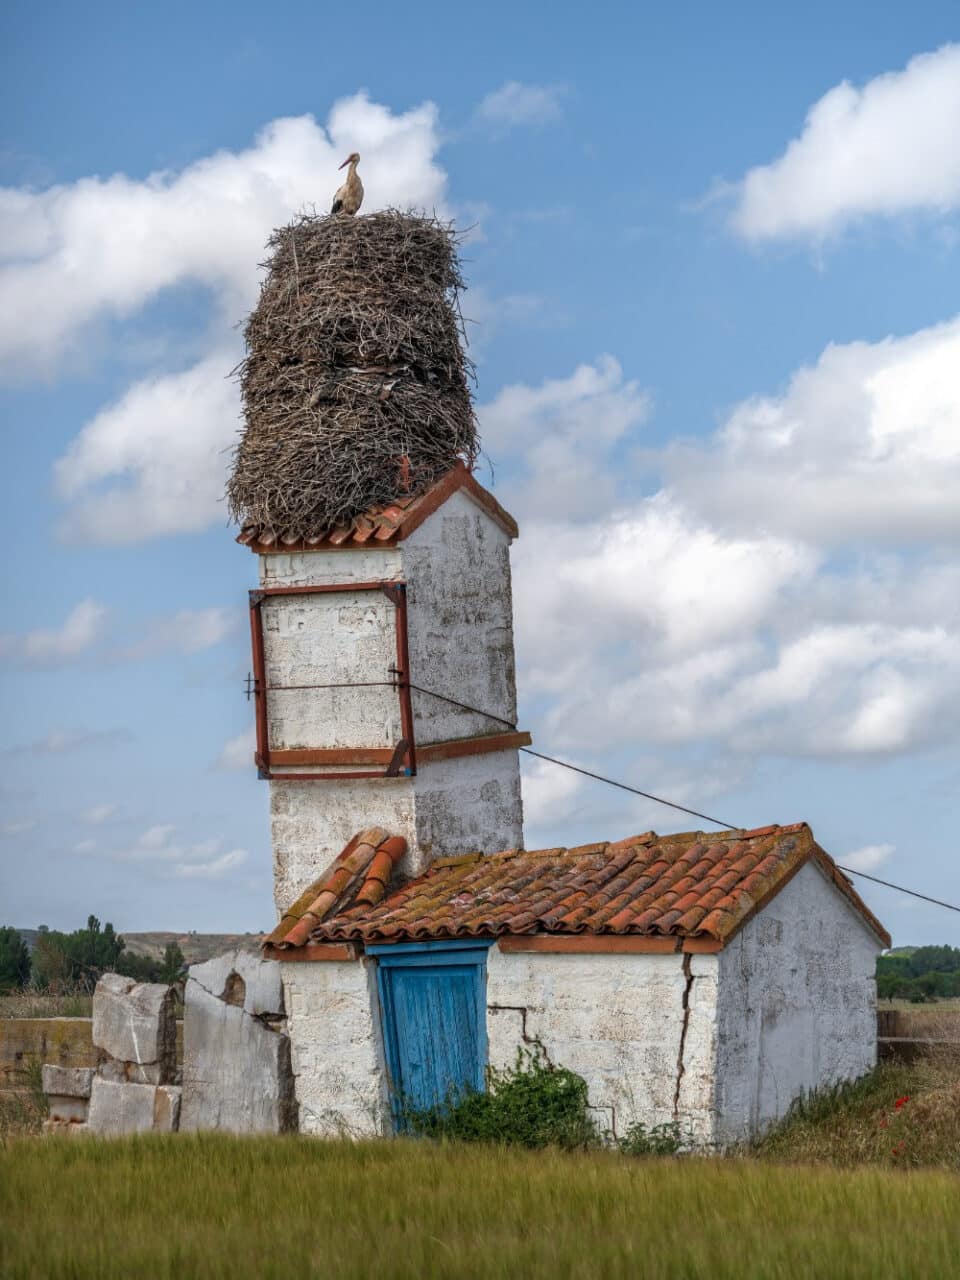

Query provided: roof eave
[236,463,519,554]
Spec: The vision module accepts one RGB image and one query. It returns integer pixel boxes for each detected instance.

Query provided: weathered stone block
[87,1077,159,1135]
[43,1118,88,1137]
[180,953,295,1134]
[42,1065,94,1099]
[47,1095,89,1123]
[187,949,284,1019]
[154,1085,181,1132]
[92,973,176,1080]
[97,1059,163,1085]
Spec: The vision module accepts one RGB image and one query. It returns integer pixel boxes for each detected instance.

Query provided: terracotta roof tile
[265,829,406,948]
[238,463,519,552]
[267,822,890,951]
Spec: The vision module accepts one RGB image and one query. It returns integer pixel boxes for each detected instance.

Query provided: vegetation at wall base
[4,1134,960,1280]
[752,1056,960,1171]
[0,1061,47,1139]
[400,1049,597,1150]
[617,1119,693,1156]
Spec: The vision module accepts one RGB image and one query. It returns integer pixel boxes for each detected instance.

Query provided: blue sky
[2,2,959,945]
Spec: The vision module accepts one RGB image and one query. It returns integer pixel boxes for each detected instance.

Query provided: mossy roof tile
[269,822,890,951]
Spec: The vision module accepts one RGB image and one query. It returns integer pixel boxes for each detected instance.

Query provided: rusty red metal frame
[248,581,417,782]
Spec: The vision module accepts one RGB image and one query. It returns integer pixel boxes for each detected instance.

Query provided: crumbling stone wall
[43,956,296,1137]
[180,949,296,1133]
[43,973,181,1136]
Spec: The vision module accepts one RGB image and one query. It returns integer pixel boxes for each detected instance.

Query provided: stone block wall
[92,973,177,1085]
[42,974,180,1136]
[42,956,296,1138]
[42,1065,95,1130]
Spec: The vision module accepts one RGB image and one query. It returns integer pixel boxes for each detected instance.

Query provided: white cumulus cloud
[55,349,240,543]
[82,804,116,825]
[502,339,960,764]
[216,728,256,772]
[479,355,650,517]
[112,825,247,880]
[173,848,248,880]
[661,315,960,544]
[0,98,446,375]
[120,607,236,657]
[841,843,896,873]
[0,96,448,544]
[733,44,960,240]
[0,598,107,665]
[476,82,566,130]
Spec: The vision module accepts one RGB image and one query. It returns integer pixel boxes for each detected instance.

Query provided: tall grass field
[3,1133,960,1280]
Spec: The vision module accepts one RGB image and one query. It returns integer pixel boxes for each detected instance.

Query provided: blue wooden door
[370,941,491,1122]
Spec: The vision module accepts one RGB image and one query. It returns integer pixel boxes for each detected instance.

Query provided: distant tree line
[0,917,185,993]
[876,945,960,1002]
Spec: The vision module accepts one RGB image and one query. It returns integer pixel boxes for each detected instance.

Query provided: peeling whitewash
[486,949,719,1144]
[270,750,522,909]
[264,483,881,1148]
[280,863,881,1146]
[261,588,402,751]
[261,487,524,912]
[282,958,388,1138]
[401,487,519,745]
[714,859,879,1143]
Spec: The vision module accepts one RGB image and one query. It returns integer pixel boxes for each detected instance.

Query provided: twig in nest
[227,209,479,539]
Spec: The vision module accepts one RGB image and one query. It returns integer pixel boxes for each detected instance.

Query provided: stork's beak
[338,157,351,169]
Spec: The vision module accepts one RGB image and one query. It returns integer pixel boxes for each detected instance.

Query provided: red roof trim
[238,464,518,553]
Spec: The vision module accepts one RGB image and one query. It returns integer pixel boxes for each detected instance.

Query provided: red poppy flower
[894,1095,910,1109]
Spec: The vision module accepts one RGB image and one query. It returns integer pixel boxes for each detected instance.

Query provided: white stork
[331,153,363,215]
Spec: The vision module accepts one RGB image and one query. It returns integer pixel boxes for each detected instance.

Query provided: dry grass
[228,210,478,540]
[879,1000,960,1038]
[0,989,93,1019]
[5,1041,960,1276]
[0,1062,47,1139]
[4,1133,960,1280]
[753,1044,960,1171]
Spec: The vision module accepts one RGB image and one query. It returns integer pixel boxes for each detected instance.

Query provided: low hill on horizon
[16,929,263,965]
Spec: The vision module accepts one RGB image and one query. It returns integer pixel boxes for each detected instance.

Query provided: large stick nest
[228,209,479,540]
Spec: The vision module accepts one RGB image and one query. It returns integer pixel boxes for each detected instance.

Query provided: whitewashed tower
[230,212,527,913]
[241,465,527,912]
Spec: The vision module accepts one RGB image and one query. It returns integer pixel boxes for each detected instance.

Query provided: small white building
[242,466,889,1145]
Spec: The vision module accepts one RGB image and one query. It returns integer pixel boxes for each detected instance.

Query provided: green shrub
[617,1119,692,1156]
[401,1049,597,1150]
[0,927,31,992]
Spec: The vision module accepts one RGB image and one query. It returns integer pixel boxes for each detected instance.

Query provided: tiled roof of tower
[266,823,890,952]
[237,463,518,552]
